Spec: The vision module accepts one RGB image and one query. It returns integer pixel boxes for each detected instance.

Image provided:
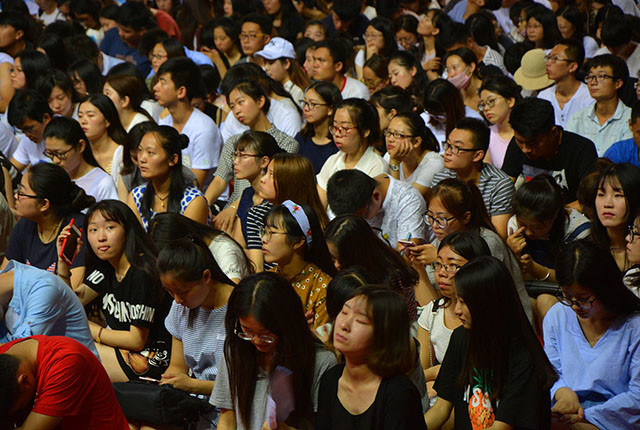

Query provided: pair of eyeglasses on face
[43,147,74,161]
[16,186,38,199]
[239,33,261,41]
[259,226,287,242]
[329,124,357,136]
[299,100,327,110]
[424,212,456,229]
[555,291,596,310]
[234,327,276,344]
[628,224,640,242]
[233,151,260,160]
[584,74,615,84]
[442,141,478,155]
[431,261,462,274]
[149,53,168,61]
[544,55,574,64]
[383,129,415,140]
[477,97,502,112]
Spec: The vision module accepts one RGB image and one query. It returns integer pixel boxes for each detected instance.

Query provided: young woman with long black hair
[211,272,337,430]
[56,200,172,383]
[426,256,557,429]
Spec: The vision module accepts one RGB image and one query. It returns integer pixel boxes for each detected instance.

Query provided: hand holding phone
[398,240,416,248]
[58,220,82,267]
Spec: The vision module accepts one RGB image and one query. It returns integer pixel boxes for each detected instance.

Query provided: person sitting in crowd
[0,335,129,429]
[327,169,426,249]
[58,200,172,383]
[238,13,272,67]
[354,16,397,81]
[316,286,427,429]
[34,69,79,119]
[211,272,337,430]
[311,39,370,100]
[426,256,558,429]
[103,73,154,133]
[420,79,471,151]
[43,116,118,202]
[431,117,515,239]
[262,201,336,330]
[7,89,52,171]
[566,54,633,156]
[503,97,598,208]
[545,239,640,428]
[605,100,640,167]
[388,51,428,110]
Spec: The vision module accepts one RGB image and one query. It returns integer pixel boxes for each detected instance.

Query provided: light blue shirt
[543,303,640,429]
[448,0,467,23]
[565,99,632,156]
[0,261,98,358]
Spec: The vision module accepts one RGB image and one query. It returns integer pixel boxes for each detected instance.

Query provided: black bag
[113,381,213,427]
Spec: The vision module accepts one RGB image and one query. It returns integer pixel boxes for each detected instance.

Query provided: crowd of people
[0,0,640,428]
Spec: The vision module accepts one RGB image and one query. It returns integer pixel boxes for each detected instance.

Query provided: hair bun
[179,134,189,150]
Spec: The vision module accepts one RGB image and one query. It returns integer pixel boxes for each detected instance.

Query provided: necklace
[156,192,169,208]
[38,218,64,243]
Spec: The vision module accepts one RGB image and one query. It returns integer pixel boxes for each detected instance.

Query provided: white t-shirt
[0,53,13,65]
[355,49,365,68]
[141,99,163,123]
[417,298,455,364]
[75,167,119,202]
[208,234,251,281]
[284,80,304,110]
[0,121,18,159]
[507,208,591,242]
[317,146,389,191]
[125,112,150,133]
[583,36,599,59]
[101,52,125,76]
[594,43,640,76]
[86,27,105,47]
[341,76,370,100]
[12,136,48,167]
[383,151,444,187]
[220,97,302,142]
[159,108,222,188]
[110,145,124,186]
[538,82,594,128]
[420,106,482,154]
[39,8,65,26]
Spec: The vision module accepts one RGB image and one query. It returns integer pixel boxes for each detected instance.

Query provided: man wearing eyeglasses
[538,39,595,128]
[237,14,272,67]
[7,90,52,172]
[565,54,632,156]
[430,118,514,239]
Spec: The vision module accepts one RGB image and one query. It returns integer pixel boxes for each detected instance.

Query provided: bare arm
[217,409,237,430]
[424,397,454,429]
[191,168,207,189]
[0,62,14,113]
[127,191,144,226]
[160,337,215,396]
[183,195,210,225]
[90,320,150,351]
[9,157,27,172]
[491,214,511,240]
[317,184,328,209]
[17,412,63,430]
[205,176,228,205]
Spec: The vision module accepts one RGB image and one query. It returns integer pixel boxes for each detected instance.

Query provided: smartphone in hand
[59,220,82,267]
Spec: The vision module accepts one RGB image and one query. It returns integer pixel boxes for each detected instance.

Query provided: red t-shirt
[0,336,129,429]
[155,10,181,40]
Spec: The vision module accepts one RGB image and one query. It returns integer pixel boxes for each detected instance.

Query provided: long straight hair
[224,272,317,429]
[454,256,557,399]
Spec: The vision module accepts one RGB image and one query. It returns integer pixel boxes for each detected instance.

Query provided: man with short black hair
[154,57,222,189]
[322,0,369,44]
[312,39,370,100]
[0,11,29,57]
[565,54,632,156]
[100,2,154,76]
[327,169,426,249]
[238,13,272,66]
[431,117,514,238]
[538,39,594,127]
[7,90,52,171]
[595,14,640,76]
[504,97,597,207]
[0,335,129,429]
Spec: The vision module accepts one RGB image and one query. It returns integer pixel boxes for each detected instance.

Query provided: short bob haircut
[556,239,640,317]
[330,98,381,147]
[345,285,414,378]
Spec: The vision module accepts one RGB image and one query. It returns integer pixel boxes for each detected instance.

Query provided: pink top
[488,124,512,170]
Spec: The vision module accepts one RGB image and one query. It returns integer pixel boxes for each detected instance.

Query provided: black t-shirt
[501,131,597,203]
[5,213,86,273]
[295,133,339,175]
[84,264,172,350]
[434,327,550,430]
[315,363,427,430]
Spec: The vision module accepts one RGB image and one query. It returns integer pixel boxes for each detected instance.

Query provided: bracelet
[229,204,237,210]
[538,270,551,282]
[96,327,104,344]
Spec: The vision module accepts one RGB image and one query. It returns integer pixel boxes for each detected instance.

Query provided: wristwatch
[389,163,400,172]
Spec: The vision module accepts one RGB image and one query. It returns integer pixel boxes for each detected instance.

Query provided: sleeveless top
[131,183,206,230]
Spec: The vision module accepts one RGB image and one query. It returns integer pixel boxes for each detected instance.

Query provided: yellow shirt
[269,262,332,329]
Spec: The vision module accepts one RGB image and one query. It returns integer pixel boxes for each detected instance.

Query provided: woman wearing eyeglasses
[383,111,443,197]
[355,17,397,81]
[43,117,118,202]
[407,178,534,323]
[544,239,640,429]
[478,75,522,169]
[295,81,342,174]
[262,201,336,330]
[316,98,388,209]
[417,231,490,408]
[211,271,337,430]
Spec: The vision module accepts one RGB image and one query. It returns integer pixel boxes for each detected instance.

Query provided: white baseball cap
[255,37,296,60]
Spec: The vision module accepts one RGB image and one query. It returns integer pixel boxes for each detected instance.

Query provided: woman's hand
[213,205,238,233]
[388,140,413,164]
[506,226,526,257]
[423,57,441,73]
[407,243,437,266]
[552,387,584,419]
[160,371,194,392]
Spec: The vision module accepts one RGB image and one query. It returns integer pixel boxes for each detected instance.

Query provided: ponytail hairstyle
[512,174,568,261]
[264,202,336,276]
[331,98,381,149]
[422,79,466,139]
[157,236,235,327]
[27,163,96,219]
[139,125,190,223]
[85,199,161,297]
[224,272,316,429]
[300,80,342,138]
[428,178,494,233]
[105,74,153,119]
[81,94,133,175]
[42,116,99,168]
[392,111,439,153]
[455,256,558,400]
